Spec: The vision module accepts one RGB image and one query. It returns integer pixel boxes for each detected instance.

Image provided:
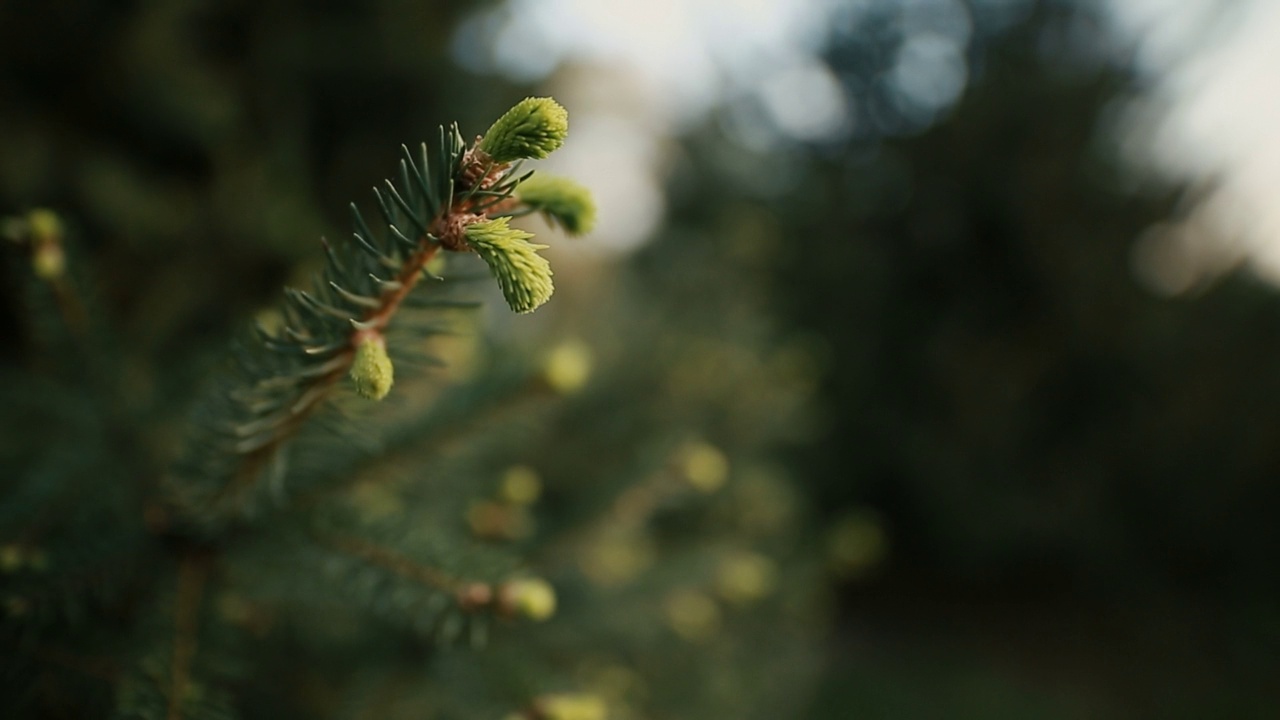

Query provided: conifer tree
[2,93,820,720]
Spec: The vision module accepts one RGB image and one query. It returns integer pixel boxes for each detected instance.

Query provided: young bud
[27,209,61,243]
[499,465,543,505]
[827,510,888,580]
[542,339,593,394]
[27,209,65,280]
[0,545,22,573]
[350,336,394,400]
[678,441,730,493]
[480,97,569,164]
[456,582,495,613]
[517,174,597,236]
[32,244,66,281]
[464,217,554,314]
[715,551,778,605]
[497,577,557,621]
[467,500,534,541]
[533,693,607,720]
[663,589,721,642]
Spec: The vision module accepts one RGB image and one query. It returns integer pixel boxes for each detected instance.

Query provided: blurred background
[3,0,1280,717]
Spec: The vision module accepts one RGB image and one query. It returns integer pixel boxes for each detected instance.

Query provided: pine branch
[310,526,496,646]
[168,98,592,528]
[296,359,554,510]
[316,522,556,644]
[32,646,121,683]
[114,556,235,720]
[202,240,445,513]
[2,209,88,338]
[167,555,208,720]
[326,532,466,593]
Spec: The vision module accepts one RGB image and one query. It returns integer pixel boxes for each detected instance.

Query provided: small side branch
[167,555,208,720]
[3,209,88,338]
[325,532,460,592]
[208,243,443,515]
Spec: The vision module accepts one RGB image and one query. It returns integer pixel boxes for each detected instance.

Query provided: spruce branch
[295,357,557,510]
[478,97,570,164]
[3,208,89,337]
[495,577,556,621]
[513,174,597,236]
[326,532,462,594]
[324,533,556,623]
[171,98,595,524]
[166,556,208,720]
[464,217,554,314]
[506,693,608,720]
[31,646,121,683]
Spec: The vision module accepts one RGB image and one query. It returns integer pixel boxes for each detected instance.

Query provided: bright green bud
[517,174,597,236]
[479,97,569,163]
[27,209,61,243]
[498,577,557,621]
[464,217,554,314]
[350,336,394,400]
[534,693,606,720]
[715,552,778,605]
[27,209,66,280]
[32,243,65,280]
[0,545,22,573]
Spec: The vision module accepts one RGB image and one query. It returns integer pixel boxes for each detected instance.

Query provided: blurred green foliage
[1,2,822,719]
[753,2,1280,716]
[4,0,1280,717]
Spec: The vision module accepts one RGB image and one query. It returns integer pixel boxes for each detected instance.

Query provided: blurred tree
[700,0,1280,716]
[7,0,1280,717]
[0,3,823,719]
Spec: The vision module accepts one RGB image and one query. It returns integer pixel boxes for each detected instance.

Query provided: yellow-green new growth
[464,217,554,314]
[517,174,597,236]
[498,577,557,621]
[535,694,607,720]
[26,209,66,280]
[27,209,61,243]
[350,337,394,400]
[479,97,569,164]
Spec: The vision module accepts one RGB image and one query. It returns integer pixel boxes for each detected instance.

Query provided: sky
[455,0,1280,286]
[453,0,857,251]
[455,0,999,251]
[1106,0,1280,292]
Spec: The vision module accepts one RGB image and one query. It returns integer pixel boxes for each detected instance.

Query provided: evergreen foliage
[1,85,820,718]
[463,218,553,314]
[13,1,1278,718]
[478,98,570,164]
[514,175,596,237]
[165,102,577,532]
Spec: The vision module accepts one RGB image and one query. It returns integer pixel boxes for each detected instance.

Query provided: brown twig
[33,646,120,682]
[167,555,208,720]
[326,532,460,592]
[205,147,526,519]
[211,242,443,514]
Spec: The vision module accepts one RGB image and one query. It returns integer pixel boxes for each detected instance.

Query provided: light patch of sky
[452,0,982,250]
[453,0,854,251]
[888,0,970,114]
[451,0,1280,278]
[459,0,840,128]
[547,113,668,250]
[891,32,968,113]
[901,0,972,43]
[1105,0,1280,290]
[758,61,852,142]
